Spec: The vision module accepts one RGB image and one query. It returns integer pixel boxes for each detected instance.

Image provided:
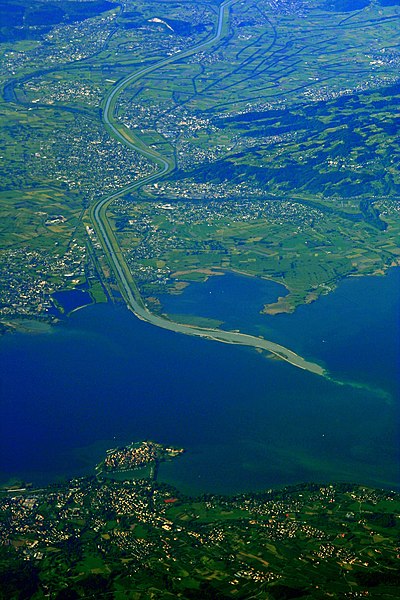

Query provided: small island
[95,440,185,481]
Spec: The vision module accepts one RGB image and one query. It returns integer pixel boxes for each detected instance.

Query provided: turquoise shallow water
[0,269,398,494]
[160,269,400,396]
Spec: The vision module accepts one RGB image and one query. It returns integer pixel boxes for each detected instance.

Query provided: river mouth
[0,268,398,494]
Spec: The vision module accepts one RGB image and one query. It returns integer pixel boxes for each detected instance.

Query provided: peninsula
[90,0,326,378]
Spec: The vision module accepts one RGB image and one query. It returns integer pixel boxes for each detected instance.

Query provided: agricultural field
[0,0,399,322]
[0,0,223,321]
[111,190,400,314]
[1,476,399,598]
[1,0,400,596]
[106,0,400,316]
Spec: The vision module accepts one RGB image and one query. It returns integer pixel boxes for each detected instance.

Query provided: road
[90,0,327,378]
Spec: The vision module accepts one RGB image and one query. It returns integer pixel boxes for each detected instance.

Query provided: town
[96,440,185,475]
[1,473,398,598]
[1,0,400,325]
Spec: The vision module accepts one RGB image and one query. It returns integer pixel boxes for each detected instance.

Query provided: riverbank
[89,0,329,378]
[1,266,398,494]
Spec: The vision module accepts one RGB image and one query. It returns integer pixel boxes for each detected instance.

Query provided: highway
[90,0,327,378]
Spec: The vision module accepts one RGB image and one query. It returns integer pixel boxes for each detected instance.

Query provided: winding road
[90,0,326,378]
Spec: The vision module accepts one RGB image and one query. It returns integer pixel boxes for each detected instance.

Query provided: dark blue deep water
[52,289,92,314]
[0,269,399,494]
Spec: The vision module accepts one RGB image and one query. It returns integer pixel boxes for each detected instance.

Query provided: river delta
[1,268,398,495]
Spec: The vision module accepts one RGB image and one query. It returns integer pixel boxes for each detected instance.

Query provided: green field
[111,188,400,314]
[1,477,399,598]
[1,0,399,322]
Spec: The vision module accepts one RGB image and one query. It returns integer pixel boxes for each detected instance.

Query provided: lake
[0,269,398,495]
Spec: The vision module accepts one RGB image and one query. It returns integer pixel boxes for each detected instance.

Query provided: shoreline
[88,0,328,379]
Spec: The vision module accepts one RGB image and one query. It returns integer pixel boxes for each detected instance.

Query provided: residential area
[1,475,398,597]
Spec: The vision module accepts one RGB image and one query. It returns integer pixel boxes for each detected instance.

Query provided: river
[0,269,398,494]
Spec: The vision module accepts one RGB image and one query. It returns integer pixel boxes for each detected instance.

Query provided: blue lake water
[52,289,92,314]
[0,269,399,494]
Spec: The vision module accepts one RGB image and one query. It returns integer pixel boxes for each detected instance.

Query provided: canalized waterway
[90,0,326,378]
[1,269,398,493]
[1,1,398,496]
